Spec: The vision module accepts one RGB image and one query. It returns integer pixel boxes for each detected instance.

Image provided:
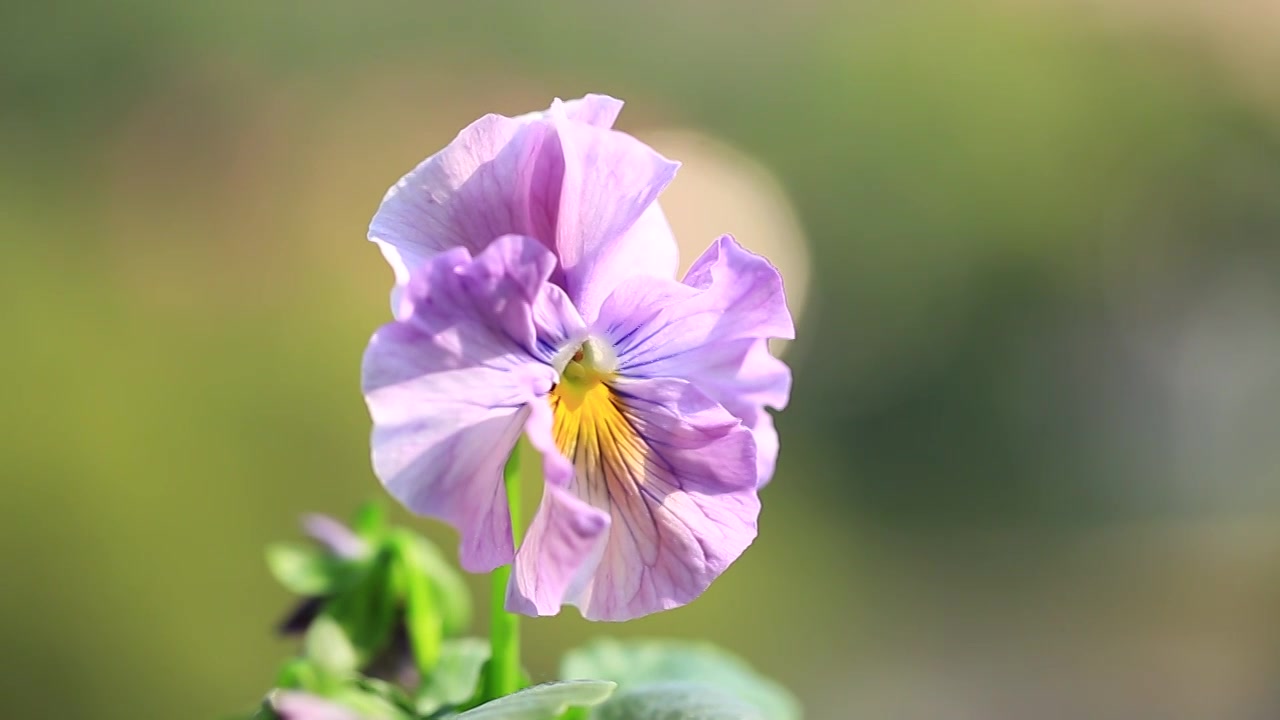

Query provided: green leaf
[304,615,360,675]
[415,638,490,715]
[329,689,414,720]
[276,658,324,691]
[270,687,411,720]
[465,659,533,713]
[561,640,800,720]
[352,501,388,541]
[354,676,417,715]
[327,550,398,660]
[591,682,765,720]
[455,680,615,720]
[402,531,472,635]
[387,531,445,677]
[266,543,344,596]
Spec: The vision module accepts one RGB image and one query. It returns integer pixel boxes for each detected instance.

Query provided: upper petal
[368,94,677,319]
[551,94,625,128]
[370,115,559,306]
[550,116,680,319]
[511,373,759,621]
[361,236,563,572]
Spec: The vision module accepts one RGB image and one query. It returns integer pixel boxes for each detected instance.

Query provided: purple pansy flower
[361,95,793,621]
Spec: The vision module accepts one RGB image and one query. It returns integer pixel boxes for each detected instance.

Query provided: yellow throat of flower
[548,340,647,501]
[550,340,616,411]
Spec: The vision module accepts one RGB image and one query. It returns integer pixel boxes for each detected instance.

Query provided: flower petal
[361,236,562,572]
[369,114,563,316]
[580,200,681,321]
[527,374,758,621]
[549,118,680,321]
[302,514,368,560]
[507,395,609,615]
[678,338,791,416]
[532,282,588,364]
[507,483,611,616]
[594,235,794,484]
[654,338,791,484]
[599,235,794,366]
[368,94,673,319]
[555,94,625,128]
[747,409,781,485]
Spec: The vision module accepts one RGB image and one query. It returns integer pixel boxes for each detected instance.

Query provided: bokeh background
[5,1,1280,718]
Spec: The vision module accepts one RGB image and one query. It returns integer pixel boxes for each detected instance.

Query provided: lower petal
[507,484,610,616]
[537,375,760,621]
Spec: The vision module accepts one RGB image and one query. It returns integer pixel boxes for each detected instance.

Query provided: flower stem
[487,443,524,699]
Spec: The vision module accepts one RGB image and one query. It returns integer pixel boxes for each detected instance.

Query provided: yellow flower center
[552,346,614,411]
[548,342,654,541]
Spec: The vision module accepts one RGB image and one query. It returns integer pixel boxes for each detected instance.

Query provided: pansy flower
[361,95,793,621]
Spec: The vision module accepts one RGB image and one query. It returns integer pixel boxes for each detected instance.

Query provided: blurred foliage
[4,1,1280,718]
[563,639,800,720]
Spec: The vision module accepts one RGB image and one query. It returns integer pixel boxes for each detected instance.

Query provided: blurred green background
[5,1,1280,718]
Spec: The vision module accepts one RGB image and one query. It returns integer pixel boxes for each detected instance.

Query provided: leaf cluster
[232,504,800,720]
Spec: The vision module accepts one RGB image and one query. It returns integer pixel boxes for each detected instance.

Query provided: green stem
[390,529,441,676]
[487,444,524,699]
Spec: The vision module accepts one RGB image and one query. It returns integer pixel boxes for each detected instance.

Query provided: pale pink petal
[271,692,363,720]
